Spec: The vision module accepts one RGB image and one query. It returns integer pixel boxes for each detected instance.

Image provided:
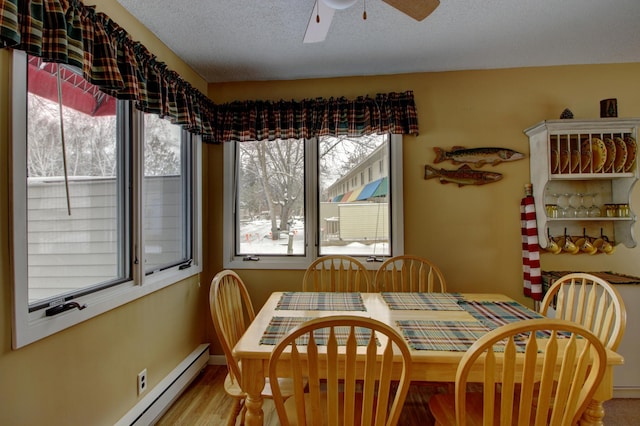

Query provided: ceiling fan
[304,0,440,43]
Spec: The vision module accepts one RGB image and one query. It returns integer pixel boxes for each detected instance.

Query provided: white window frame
[10,50,202,348]
[222,134,404,270]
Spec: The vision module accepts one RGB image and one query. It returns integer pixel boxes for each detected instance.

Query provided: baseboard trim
[115,343,210,426]
[613,386,640,399]
[208,354,227,365]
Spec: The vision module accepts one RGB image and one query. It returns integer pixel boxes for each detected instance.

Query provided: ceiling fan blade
[382,0,440,21]
[304,2,336,43]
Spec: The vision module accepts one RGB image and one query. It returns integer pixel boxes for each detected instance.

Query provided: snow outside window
[223,134,403,270]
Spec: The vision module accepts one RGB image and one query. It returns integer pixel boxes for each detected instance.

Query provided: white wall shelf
[524,118,640,249]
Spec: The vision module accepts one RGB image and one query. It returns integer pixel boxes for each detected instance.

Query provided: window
[223,134,403,269]
[319,135,395,257]
[143,113,192,273]
[11,51,201,348]
[235,138,306,257]
[23,58,125,310]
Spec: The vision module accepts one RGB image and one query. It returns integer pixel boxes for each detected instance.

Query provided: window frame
[222,134,404,270]
[142,112,193,275]
[10,50,202,348]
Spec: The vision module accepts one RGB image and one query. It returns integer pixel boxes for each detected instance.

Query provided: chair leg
[239,403,247,426]
[227,398,243,426]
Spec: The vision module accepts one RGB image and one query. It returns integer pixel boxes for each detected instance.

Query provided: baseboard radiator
[116,343,210,426]
[613,386,640,399]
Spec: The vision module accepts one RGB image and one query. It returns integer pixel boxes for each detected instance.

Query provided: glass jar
[617,204,630,217]
[604,204,618,217]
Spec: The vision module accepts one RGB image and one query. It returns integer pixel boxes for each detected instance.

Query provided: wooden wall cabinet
[525,118,639,249]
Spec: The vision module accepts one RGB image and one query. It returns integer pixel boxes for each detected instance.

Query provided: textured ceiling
[116,0,640,83]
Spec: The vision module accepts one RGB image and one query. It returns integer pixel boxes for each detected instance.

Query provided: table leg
[242,359,265,426]
[579,366,614,426]
[579,399,605,426]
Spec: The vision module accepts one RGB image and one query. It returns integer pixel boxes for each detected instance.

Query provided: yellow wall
[2,1,640,422]
[0,2,207,424]
[205,63,640,351]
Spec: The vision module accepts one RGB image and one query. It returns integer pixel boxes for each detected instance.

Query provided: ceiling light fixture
[322,0,358,10]
[308,0,439,44]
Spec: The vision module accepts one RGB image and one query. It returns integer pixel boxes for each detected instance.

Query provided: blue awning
[356,178,383,200]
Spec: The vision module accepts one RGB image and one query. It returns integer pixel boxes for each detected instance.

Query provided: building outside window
[11,51,201,347]
[223,134,403,269]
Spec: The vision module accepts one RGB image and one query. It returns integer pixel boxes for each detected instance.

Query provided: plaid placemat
[275,292,366,311]
[458,300,571,340]
[458,300,543,329]
[397,320,491,351]
[382,292,463,310]
[260,316,376,346]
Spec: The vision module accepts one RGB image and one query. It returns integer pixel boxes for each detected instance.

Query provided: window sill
[223,255,386,271]
[13,265,201,349]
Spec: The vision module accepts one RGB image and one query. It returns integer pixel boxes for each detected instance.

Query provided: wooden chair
[302,255,371,292]
[540,272,626,350]
[373,255,449,393]
[209,270,297,426]
[373,255,447,292]
[268,315,413,426]
[429,318,607,426]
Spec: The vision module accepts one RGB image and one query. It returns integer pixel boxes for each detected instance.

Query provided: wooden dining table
[232,292,624,426]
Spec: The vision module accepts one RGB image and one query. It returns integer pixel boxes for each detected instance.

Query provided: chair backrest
[540,272,626,350]
[373,255,447,292]
[454,318,607,426]
[268,315,413,426]
[209,269,256,386]
[302,255,371,292]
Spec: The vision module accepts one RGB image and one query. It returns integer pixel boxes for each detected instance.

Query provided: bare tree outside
[319,134,385,198]
[26,88,187,303]
[239,139,305,241]
[144,114,181,177]
[236,134,387,255]
[27,94,117,177]
[27,94,180,178]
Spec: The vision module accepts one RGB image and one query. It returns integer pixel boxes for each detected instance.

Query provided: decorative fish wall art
[424,164,503,187]
[434,146,525,167]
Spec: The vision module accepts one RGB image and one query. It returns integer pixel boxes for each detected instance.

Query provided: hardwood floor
[156,365,238,426]
[157,365,639,425]
[156,365,438,425]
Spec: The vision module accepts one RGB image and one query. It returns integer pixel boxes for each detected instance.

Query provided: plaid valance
[1,0,420,142]
[208,91,419,144]
[0,0,214,136]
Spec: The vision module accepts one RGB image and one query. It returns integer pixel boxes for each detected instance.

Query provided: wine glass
[545,191,559,205]
[557,193,571,218]
[584,193,602,217]
[568,193,583,218]
[576,193,589,218]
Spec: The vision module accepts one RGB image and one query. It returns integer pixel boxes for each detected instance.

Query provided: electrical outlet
[137,369,147,395]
